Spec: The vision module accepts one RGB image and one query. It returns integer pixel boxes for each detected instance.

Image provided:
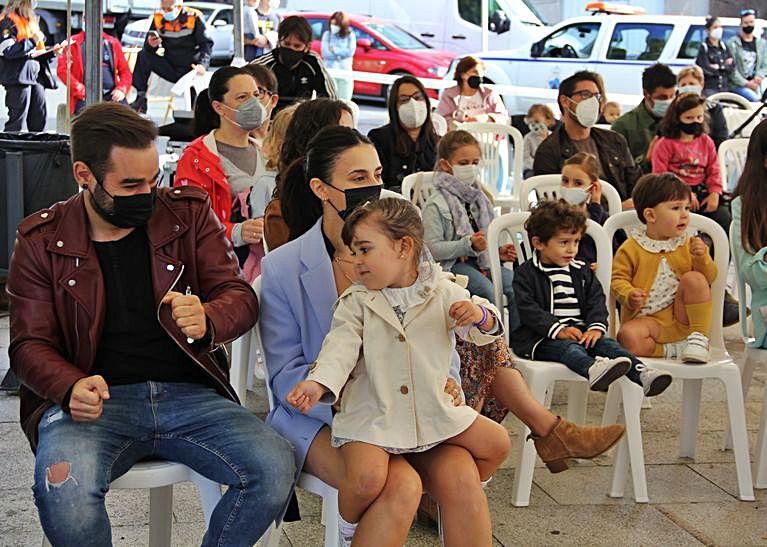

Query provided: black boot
[723,291,741,327]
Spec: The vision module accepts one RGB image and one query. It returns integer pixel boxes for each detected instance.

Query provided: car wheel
[381,70,411,101]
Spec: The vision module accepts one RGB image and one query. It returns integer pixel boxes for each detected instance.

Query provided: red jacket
[175,132,236,239]
[7,187,258,450]
[56,31,132,114]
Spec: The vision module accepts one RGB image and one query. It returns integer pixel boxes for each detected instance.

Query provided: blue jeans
[33,382,295,547]
[451,259,520,332]
[731,85,760,102]
[534,336,642,386]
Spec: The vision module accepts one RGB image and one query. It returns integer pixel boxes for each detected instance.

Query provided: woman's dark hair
[453,55,482,84]
[193,66,256,136]
[632,173,692,223]
[658,92,708,139]
[280,126,372,240]
[277,15,313,44]
[241,63,278,93]
[387,75,438,159]
[735,118,767,253]
[705,16,719,30]
[525,200,587,243]
[329,11,351,37]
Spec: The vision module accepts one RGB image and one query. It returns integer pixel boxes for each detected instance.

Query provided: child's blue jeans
[534,335,642,385]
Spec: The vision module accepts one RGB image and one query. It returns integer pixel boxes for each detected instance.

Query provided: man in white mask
[533,70,640,209]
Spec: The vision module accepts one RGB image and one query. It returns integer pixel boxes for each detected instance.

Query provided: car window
[607,23,673,61]
[194,7,214,22]
[306,17,325,41]
[351,26,386,50]
[211,8,232,25]
[365,23,429,50]
[537,22,600,59]
[678,24,740,59]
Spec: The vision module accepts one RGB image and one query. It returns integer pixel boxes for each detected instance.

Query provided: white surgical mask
[330,24,340,35]
[678,84,703,96]
[710,27,723,41]
[398,99,428,129]
[560,185,591,205]
[451,164,478,185]
[569,96,600,128]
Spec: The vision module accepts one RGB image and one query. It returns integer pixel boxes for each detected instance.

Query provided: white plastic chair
[727,224,767,488]
[708,92,756,111]
[718,138,749,193]
[519,174,623,216]
[487,212,648,506]
[603,211,755,501]
[230,277,340,547]
[458,122,524,211]
[400,171,436,207]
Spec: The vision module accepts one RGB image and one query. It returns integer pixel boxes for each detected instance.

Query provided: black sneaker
[723,293,740,327]
[130,94,148,114]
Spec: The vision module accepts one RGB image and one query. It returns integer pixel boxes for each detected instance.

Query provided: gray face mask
[222,97,267,131]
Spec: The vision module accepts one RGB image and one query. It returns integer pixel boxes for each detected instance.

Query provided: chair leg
[149,485,174,547]
[679,379,703,459]
[602,385,621,426]
[619,380,649,503]
[436,504,445,547]
[323,490,340,547]
[511,374,549,507]
[189,471,222,525]
[755,387,767,489]
[565,382,588,424]
[259,522,284,547]
[721,369,755,501]
[724,348,757,450]
[41,535,52,547]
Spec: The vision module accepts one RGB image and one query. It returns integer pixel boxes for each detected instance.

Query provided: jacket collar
[299,219,338,332]
[47,189,188,257]
[532,251,583,272]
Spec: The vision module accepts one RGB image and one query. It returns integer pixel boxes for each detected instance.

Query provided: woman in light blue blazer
[260,126,497,545]
[321,11,356,101]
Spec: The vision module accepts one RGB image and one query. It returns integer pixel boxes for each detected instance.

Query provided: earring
[399,253,405,259]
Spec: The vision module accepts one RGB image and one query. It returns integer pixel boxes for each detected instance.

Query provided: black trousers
[131,50,191,93]
[3,83,46,132]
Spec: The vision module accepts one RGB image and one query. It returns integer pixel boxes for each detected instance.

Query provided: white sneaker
[681,332,710,364]
[588,356,632,392]
[338,529,353,547]
[636,365,672,397]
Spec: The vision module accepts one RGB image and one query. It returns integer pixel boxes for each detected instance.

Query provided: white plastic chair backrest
[458,122,524,198]
[431,111,448,136]
[487,212,612,321]
[520,174,622,216]
[718,138,749,193]
[341,98,360,129]
[729,222,754,343]
[401,171,436,206]
[250,276,277,410]
[722,108,761,138]
[708,92,755,111]
[594,123,612,131]
[603,211,728,349]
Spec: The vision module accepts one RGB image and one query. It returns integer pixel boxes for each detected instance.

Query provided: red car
[296,12,455,99]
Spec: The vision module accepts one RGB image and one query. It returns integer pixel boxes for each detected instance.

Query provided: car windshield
[365,23,430,49]
[196,8,214,22]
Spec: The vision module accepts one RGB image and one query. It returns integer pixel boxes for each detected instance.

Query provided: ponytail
[193,89,219,137]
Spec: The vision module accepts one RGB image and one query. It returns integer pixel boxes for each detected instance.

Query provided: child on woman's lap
[612,173,717,363]
[287,198,510,545]
[511,201,671,405]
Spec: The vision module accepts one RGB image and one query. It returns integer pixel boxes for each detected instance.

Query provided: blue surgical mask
[678,85,703,96]
[651,98,672,118]
[163,8,180,21]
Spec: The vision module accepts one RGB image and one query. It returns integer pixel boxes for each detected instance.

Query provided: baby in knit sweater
[612,173,716,363]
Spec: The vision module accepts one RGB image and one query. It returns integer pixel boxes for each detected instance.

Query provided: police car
[457,3,767,114]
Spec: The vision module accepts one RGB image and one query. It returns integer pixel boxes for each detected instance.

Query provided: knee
[487,423,511,464]
[381,464,422,514]
[241,435,295,506]
[617,325,643,353]
[346,464,389,503]
[680,271,710,293]
[33,459,102,516]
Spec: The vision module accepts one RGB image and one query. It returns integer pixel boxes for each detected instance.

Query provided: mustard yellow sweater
[611,235,717,322]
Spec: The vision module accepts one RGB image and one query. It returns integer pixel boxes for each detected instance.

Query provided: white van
[462,12,767,115]
[279,0,548,54]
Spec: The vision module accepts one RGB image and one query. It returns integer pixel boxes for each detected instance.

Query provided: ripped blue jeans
[33,382,295,547]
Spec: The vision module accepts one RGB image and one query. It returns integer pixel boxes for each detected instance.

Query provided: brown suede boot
[530,417,625,473]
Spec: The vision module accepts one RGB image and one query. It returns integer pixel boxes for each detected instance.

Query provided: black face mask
[467,75,482,89]
[680,121,704,136]
[278,47,306,68]
[89,181,157,228]
[326,183,383,220]
[743,25,755,34]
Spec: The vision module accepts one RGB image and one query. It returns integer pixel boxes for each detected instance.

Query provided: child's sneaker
[636,365,672,396]
[681,332,710,363]
[588,356,632,392]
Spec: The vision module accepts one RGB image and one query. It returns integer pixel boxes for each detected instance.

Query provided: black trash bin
[0,133,78,273]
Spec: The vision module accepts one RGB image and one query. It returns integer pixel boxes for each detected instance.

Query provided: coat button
[40,212,48,219]
[397,334,405,342]
[67,279,76,286]
[56,241,64,248]
[174,189,181,194]
[400,385,409,395]
[172,224,180,232]
[166,264,175,271]
[193,158,199,163]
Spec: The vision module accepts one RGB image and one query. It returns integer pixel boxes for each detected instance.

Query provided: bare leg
[442,416,510,481]
[618,317,661,357]
[407,444,492,547]
[304,427,420,547]
[673,271,711,325]
[338,442,390,523]
[490,367,558,436]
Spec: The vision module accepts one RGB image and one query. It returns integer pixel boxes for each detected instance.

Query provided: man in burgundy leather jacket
[7,103,294,546]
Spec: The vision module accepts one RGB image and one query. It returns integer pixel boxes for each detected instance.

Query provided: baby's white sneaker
[681,332,710,364]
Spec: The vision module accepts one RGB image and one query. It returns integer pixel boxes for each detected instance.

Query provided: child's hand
[690,236,708,257]
[557,326,583,341]
[449,300,485,328]
[590,262,598,271]
[471,231,487,252]
[287,380,327,413]
[579,328,603,349]
[590,178,602,204]
[627,289,647,310]
[499,243,517,262]
[700,192,719,213]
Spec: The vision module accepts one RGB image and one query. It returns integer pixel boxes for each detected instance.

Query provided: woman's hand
[444,377,463,406]
[700,192,719,213]
[241,218,265,244]
[470,231,487,252]
[287,380,327,413]
[690,192,700,211]
[499,243,516,262]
